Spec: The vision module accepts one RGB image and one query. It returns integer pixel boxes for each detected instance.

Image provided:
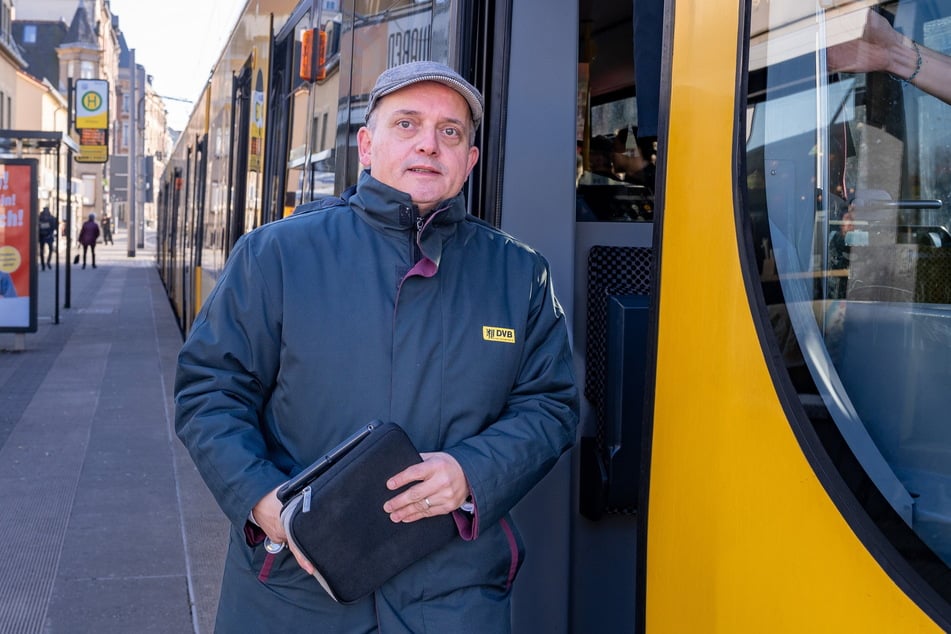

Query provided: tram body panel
[500,1,578,633]
[647,0,944,630]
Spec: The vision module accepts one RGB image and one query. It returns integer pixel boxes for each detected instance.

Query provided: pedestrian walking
[37,207,57,270]
[101,214,114,245]
[78,213,100,269]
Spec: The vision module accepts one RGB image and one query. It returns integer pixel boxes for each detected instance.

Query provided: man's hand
[383,452,470,522]
[252,486,315,575]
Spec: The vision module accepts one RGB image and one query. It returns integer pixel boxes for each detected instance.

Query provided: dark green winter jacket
[175,171,579,632]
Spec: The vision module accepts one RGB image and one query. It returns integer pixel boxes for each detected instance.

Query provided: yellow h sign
[75,79,109,129]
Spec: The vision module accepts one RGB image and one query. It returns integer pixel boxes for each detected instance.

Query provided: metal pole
[136,65,145,249]
[128,48,137,258]
[54,144,60,324]
[65,78,73,309]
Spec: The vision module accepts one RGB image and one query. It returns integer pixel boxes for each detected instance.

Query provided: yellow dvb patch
[483,326,516,344]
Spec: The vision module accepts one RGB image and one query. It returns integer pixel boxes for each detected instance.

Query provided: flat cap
[365,60,484,131]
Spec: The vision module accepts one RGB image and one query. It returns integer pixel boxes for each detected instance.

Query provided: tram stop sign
[75,79,109,130]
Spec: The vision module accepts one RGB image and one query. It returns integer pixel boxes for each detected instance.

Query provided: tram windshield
[744,0,951,572]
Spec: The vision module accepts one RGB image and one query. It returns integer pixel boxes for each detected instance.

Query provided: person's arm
[827,10,951,105]
[174,235,288,532]
[176,237,318,575]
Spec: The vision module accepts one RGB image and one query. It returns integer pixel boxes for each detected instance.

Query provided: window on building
[82,175,96,206]
[22,24,36,44]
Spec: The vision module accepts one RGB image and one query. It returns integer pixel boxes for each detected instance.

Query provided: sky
[106,0,248,130]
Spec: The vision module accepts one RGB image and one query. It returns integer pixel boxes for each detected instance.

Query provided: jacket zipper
[412,212,423,264]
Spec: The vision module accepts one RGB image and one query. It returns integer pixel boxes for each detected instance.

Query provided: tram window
[284,13,313,209]
[576,0,659,222]
[332,1,444,192]
[745,0,951,579]
[286,86,310,205]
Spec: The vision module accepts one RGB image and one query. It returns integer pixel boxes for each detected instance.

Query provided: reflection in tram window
[576,3,659,222]
[338,2,449,191]
[745,0,951,586]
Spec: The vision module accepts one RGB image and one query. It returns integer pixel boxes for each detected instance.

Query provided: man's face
[358,82,479,215]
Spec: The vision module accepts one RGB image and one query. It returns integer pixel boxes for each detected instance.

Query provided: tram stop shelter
[0,130,79,349]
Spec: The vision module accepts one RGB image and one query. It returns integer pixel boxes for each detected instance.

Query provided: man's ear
[357,126,372,167]
[465,145,480,177]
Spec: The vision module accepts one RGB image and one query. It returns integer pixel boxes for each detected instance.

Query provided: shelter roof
[0,130,79,154]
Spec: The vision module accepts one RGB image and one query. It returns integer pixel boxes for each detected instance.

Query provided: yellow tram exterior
[651,0,944,629]
[158,0,951,630]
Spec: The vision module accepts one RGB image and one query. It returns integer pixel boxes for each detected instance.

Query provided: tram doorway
[499,0,661,632]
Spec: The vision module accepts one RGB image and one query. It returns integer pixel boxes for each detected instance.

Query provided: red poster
[0,160,37,332]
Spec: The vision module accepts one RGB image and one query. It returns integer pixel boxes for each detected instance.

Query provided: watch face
[264,538,285,554]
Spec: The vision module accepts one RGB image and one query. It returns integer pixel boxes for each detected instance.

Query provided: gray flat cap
[365,60,484,130]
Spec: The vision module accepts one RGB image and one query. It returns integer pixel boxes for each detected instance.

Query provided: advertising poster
[0,159,38,332]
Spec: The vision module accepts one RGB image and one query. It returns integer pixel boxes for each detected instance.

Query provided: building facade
[111,37,169,234]
[0,0,25,128]
[13,0,169,237]
[13,70,73,214]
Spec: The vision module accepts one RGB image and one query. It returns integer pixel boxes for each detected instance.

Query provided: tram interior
[572,0,663,523]
[576,0,659,224]
[569,1,663,628]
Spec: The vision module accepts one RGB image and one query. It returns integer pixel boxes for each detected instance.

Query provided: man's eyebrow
[389,108,467,128]
[441,116,467,128]
[390,108,422,118]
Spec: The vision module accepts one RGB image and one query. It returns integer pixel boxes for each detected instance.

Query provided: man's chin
[404,189,444,213]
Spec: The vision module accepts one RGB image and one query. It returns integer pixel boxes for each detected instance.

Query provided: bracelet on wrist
[893,40,922,84]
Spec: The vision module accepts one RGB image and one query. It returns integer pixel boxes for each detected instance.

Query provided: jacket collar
[349,171,468,233]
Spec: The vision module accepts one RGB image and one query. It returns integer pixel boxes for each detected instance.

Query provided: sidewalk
[0,230,227,634]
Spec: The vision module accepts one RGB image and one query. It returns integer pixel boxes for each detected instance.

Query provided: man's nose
[415,126,439,154]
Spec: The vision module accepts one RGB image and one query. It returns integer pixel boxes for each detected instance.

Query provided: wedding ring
[424,498,432,509]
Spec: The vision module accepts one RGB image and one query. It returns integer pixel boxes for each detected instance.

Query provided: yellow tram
[159,0,951,630]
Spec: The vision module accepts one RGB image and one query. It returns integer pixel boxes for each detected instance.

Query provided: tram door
[180,145,193,334]
[167,167,183,328]
[498,0,659,632]
[189,136,208,331]
[263,28,293,222]
[256,1,659,629]
[227,60,253,258]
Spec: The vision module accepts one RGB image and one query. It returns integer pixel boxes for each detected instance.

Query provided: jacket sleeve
[174,235,288,528]
[447,256,580,538]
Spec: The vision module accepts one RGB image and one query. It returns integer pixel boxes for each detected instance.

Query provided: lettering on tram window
[388,23,432,67]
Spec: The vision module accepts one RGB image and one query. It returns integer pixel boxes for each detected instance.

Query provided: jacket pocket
[498,516,525,589]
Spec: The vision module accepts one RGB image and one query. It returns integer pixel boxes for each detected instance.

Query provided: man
[175,60,579,632]
[100,213,113,245]
[38,207,56,270]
